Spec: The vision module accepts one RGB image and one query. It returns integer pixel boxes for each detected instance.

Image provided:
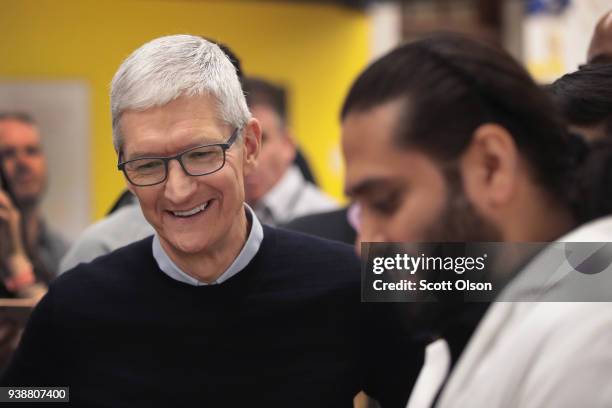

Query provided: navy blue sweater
[2,227,423,407]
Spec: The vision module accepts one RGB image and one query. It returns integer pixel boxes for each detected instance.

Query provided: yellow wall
[0,0,370,218]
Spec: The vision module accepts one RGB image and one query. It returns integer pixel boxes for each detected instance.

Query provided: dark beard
[423,165,502,243]
[393,167,502,343]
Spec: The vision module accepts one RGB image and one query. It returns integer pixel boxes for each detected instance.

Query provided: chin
[163,232,214,255]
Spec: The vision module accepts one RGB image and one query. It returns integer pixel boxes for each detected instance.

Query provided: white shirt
[255,165,338,226]
[408,216,612,408]
[152,204,264,286]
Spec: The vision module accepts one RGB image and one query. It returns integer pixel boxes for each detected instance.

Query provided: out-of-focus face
[343,98,503,332]
[244,104,295,204]
[0,119,47,207]
[342,99,501,245]
[120,94,259,258]
[343,100,448,243]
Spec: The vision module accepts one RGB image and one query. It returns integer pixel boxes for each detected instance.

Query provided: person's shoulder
[267,225,354,253]
[41,221,70,253]
[58,205,154,272]
[300,182,339,209]
[561,214,612,241]
[82,204,153,238]
[56,236,155,289]
[254,226,360,294]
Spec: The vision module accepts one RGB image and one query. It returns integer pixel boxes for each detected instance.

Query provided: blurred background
[0,0,609,239]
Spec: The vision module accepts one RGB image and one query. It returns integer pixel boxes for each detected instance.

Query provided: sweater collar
[152,203,264,286]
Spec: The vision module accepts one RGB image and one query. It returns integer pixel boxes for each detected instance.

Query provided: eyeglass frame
[117,127,241,187]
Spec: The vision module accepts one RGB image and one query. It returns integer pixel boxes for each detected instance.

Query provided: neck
[22,206,41,250]
[160,208,250,283]
[504,196,576,242]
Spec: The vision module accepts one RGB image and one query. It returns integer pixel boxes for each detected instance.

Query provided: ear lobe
[461,123,519,209]
[119,157,136,196]
[283,130,297,162]
[242,118,262,176]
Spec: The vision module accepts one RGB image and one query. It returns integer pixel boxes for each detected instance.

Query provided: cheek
[393,193,446,241]
[360,192,447,242]
[37,159,47,176]
[131,189,159,214]
[3,160,17,176]
[213,162,246,202]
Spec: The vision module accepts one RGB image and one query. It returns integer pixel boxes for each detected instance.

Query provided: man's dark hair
[548,63,612,137]
[575,138,612,222]
[243,77,288,125]
[0,112,36,126]
[341,32,576,206]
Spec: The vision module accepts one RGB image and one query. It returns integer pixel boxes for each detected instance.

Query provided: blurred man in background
[342,33,612,408]
[243,77,337,225]
[0,113,60,371]
[548,63,612,225]
[548,63,612,142]
[0,112,66,296]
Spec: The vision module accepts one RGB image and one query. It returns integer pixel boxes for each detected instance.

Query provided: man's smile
[168,199,213,218]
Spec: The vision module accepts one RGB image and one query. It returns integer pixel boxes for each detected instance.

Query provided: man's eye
[369,192,401,215]
[135,160,163,171]
[25,146,41,156]
[187,151,212,159]
[0,149,16,160]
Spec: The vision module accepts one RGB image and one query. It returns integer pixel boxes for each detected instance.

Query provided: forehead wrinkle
[125,129,230,160]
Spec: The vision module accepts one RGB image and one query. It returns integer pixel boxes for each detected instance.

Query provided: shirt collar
[257,165,305,223]
[152,203,264,286]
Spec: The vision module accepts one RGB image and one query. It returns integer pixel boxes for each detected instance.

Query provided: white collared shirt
[152,203,264,286]
[411,216,612,408]
[255,165,338,226]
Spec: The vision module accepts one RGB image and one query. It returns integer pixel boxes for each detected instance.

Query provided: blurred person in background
[588,9,612,64]
[548,63,612,142]
[3,35,421,407]
[243,77,338,225]
[0,113,60,372]
[282,205,357,245]
[0,112,65,298]
[549,64,612,225]
[342,33,612,408]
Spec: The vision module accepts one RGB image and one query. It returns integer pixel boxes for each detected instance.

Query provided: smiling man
[1,35,420,407]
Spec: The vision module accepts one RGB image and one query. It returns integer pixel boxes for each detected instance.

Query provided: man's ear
[118,150,136,195]
[242,118,262,177]
[282,128,297,162]
[460,123,520,213]
[125,180,135,196]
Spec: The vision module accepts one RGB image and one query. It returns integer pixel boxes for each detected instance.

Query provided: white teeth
[172,201,209,217]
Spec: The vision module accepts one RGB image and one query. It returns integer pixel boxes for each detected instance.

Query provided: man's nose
[14,152,32,172]
[358,218,386,244]
[163,160,196,204]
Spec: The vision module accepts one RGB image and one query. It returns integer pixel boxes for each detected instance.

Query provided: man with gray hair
[1,35,421,407]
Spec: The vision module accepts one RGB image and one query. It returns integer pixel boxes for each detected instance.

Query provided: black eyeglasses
[118,128,240,187]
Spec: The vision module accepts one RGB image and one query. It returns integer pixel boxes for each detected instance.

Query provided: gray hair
[110,34,250,152]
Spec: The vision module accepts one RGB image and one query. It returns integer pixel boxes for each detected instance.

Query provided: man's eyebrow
[345,177,394,197]
[125,137,224,160]
[125,150,164,160]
